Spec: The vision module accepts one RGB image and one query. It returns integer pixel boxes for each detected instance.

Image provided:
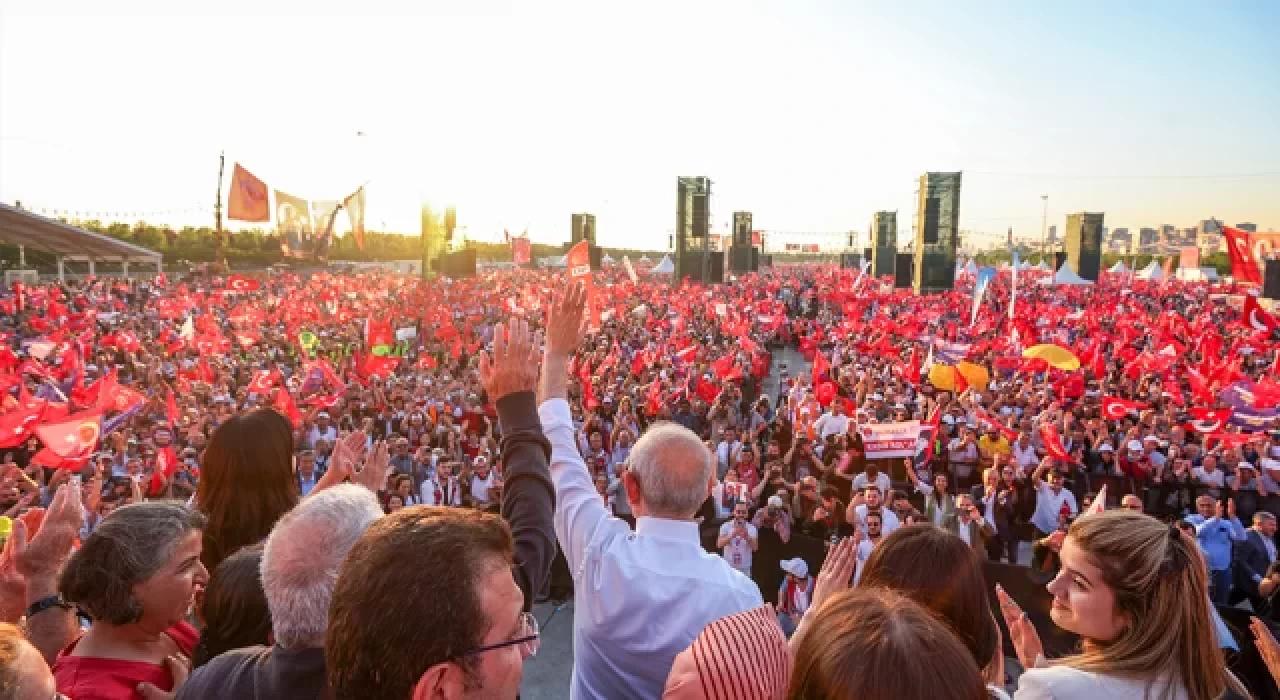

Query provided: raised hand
[330,430,369,480]
[479,318,542,403]
[353,440,391,494]
[996,583,1045,668]
[545,282,587,360]
[12,484,84,583]
[810,537,857,615]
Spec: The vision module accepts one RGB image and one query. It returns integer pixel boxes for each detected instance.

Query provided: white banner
[857,420,923,459]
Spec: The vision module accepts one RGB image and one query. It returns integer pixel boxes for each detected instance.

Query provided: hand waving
[479,317,542,403]
[545,282,587,360]
[353,440,390,494]
[811,536,857,614]
[996,583,1045,668]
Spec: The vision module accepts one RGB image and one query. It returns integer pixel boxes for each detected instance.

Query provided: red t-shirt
[54,621,198,700]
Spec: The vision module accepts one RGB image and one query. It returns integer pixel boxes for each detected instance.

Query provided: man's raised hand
[479,317,542,403]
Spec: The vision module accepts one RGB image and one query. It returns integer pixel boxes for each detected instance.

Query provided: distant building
[1047,225,1057,243]
[1199,219,1221,236]
[1158,224,1176,243]
[1178,227,1199,245]
[1109,228,1132,254]
[1236,222,1257,232]
[1199,233,1224,256]
[1139,227,1159,250]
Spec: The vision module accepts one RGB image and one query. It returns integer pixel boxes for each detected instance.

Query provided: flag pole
[214,151,226,268]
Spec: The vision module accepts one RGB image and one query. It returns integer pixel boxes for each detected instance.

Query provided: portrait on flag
[275,189,313,257]
[227,163,270,222]
[311,200,341,258]
[343,186,366,250]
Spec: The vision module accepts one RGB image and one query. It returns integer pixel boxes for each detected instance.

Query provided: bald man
[537,283,762,700]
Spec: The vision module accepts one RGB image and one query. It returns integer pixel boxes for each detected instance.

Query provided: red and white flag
[34,411,102,460]
[1223,225,1263,285]
[1039,423,1076,464]
[1243,294,1278,333]
[1187,407,1233,433]
[226,275,261,293]
[248,370,280,395]
[1100,396,1148,421]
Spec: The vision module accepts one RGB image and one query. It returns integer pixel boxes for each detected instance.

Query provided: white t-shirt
[1193,467,1226,489]
[1031,481,1078,534]
[850,472,891,495]
[719,520,758,572]
[853,505,900,535]
[853,537,880,585]
[1013,442,1040,472]
[471,471,496,504]
[813,412,850,440]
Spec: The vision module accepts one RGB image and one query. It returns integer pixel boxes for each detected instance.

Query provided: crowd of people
[0,257,1279,699]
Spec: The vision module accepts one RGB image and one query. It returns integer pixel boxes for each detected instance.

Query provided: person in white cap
[775,557,812,637]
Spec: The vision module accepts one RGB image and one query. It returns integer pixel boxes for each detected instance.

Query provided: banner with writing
[857,420,923,458]
[511,237,531,265]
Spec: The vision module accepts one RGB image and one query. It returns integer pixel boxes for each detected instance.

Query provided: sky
[2,0,1278,251]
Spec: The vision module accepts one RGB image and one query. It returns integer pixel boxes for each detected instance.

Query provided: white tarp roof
[1018,260,1032,270]
[1037,263,1096,286]
[1135,261,1163,280]
[651,255,674,274]
[1035,260,1051,271]
[1108,260,1128,273]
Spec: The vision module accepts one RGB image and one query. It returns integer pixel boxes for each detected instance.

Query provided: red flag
[0,402,45,449]
[166,388,179,428]
[1223,225,1263,285]
[1243,294,1278,333]
[711,354,735,380]
[1101,395,1148,421]
[273,388,302,429]
[365,318,395,350]
[1052,372,1084,400]
[1038,423,1076,463]
[1187,407,1233,433]
[360,354,400,380]
[227,163,271,222]
[248,370,280,395]
[565,240,601,331]
[920,405,944,463]
[1204,432,1259,451]
[973,407,1019,442]
[812,350,830,385]
[34,411,102,460]
[226,275,262,293]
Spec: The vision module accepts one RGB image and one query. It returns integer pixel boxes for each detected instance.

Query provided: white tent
[651,255,674,274]
[638,255,653,265]
[1035,260,1051,271]
[1018,260,1033,271]
[1037,264,1096,286]
[1134,261,1163,280]
[1108,260,1128,274]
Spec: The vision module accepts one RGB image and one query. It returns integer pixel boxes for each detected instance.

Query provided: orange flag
[565,240,601,331]
[227,163,270,222]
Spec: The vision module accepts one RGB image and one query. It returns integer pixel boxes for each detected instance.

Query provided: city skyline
[2,0,1278,250]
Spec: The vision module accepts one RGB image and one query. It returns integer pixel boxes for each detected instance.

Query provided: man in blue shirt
[1185,495,1247,605]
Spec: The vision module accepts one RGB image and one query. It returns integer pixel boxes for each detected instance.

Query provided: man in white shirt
[846,484,901,536]
[1030,462,1078,537]
[469,455,497,506]
[305,411,338,451]
[852,509,885,584]
[716,502,759,577]
[421,460,463,506]
[812,400,850,441]
[713,427,743,480]
[1011,432,1039,474]
[539,283,762,700]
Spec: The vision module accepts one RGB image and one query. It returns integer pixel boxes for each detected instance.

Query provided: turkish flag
[1101,396,1148,421]
[1204,432,1259,451]
[227,163,271,222]
[273,388,302,429]
[34,411,102,460]
[248,370,280,395]
[1223,226,1263,286]
[812,350,830,385]
[0,403,46,449]
[1039,423,1076,464]
[226,275,261,293]
[1243,294,1278,333]
[1187,407,1233,433]
[360,354,400,380]
[973,407,1019,442]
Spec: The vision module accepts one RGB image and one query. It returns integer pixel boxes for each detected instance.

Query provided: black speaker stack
[894,253,914,289]
[1263,259,1280,301]
[433,248,477,278]
[678,251,724,284]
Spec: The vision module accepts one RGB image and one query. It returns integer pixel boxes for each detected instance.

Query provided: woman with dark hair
[54,501,208,698]
[192,544,270,668]
[789,587,989,700]
[195,409,298,573]
[858,524,1003,686]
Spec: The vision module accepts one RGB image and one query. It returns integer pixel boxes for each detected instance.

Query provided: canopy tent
[1018,260,1033,270]
[651,255,674,274]
[1108,260,1128,274]
[0,203,163,279]
[1035,260,1051,271]
[1037,264,1095,286]
[1134,261,1164,280]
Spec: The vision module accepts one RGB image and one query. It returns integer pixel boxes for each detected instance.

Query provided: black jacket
[495,391,557,612]
[1234,528,1275,602]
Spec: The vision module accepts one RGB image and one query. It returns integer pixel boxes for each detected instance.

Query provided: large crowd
[0,258,1279,699]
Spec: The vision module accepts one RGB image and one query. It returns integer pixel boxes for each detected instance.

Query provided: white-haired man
[176,484,384,699]
[539,283,762,700]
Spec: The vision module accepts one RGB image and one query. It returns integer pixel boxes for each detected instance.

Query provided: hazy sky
[2,0,1278,250]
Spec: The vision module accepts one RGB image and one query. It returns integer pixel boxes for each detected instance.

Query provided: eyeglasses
[1121,502,1143,510]
[458,612,540,659]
